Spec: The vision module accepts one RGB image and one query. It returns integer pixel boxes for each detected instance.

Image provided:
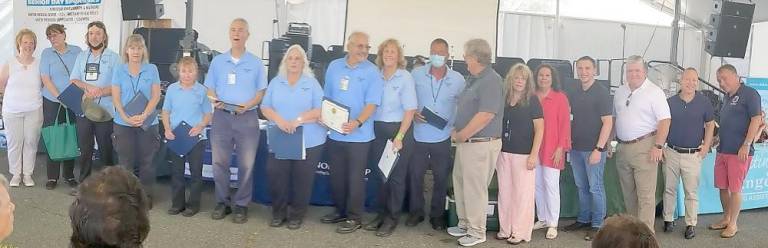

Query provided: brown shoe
[708,223,728,230]
[720,227,738,238]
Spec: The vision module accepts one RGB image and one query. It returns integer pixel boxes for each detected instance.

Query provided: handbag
[41,105,80,161]
[82,96,113,122]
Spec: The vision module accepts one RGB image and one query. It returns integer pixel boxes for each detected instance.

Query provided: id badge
[340,76,349,91]
[85,63,100,81]
[227,72,237,85]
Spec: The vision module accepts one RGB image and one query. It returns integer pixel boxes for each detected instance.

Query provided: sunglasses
[625,91,634,107]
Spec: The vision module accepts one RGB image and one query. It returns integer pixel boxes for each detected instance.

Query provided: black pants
[113,124,160,198]
[43,99,77,181]
[170,140,206,210]
[267,145,324,221]
[408,138,453,218]
[327,140,371,222]
[76,116,115,181]
[369,121,415,221]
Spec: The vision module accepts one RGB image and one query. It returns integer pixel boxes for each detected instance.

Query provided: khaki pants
[662,148,702,226]
[616,136,659,232]
[453,139,502,238]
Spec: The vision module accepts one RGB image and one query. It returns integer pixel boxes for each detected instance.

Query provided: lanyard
[428,73,445,103]
[54,49,70,75]
[130,71,144,95]
[84,50,103,73]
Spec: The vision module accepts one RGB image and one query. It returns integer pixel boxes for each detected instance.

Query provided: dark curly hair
[69,167,150,248]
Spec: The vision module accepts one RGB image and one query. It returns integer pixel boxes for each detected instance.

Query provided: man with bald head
[710,64,761,238]
[320,31,383,234]
[661,68,715,239]
[205,18,268,224]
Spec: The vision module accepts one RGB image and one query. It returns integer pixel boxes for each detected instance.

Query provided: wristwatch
[654,144,664,149]
[356,119,364,127]
[594,146,605,152]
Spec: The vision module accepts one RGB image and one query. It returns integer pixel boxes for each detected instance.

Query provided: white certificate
[378,140,400,181]
[321,98,350,134]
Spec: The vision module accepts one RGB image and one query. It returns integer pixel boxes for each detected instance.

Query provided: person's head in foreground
[592,215,659,248]
[70,167,150,248]
[0,174,15,241]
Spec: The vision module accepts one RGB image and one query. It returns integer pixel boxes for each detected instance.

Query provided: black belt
[467,137,500,143]
[667,144,701,154]
[220,108,254,115]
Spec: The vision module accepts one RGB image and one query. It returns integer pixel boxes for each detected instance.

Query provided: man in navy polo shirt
[662,68,715,239]
[710,64,761,238]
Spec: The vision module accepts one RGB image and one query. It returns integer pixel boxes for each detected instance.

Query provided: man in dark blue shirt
[661,68,715,239]
[710,64,762,239]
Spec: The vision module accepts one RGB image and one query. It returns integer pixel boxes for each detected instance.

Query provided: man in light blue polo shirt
[39,23,82,190]
[204,18,268,224]
[320,31,383,234]
[407,38,465,230]
[69,21,119,183]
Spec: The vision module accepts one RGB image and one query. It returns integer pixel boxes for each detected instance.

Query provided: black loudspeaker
[133,28,195,82]
[121,0,164,20]
[705,0,754,58]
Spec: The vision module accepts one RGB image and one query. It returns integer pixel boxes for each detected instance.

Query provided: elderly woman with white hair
[260,44,326,230]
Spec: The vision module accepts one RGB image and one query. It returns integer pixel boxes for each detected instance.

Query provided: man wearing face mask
[407,38,466,230]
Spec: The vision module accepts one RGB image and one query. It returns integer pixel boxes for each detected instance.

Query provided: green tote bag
[42,105,80,161]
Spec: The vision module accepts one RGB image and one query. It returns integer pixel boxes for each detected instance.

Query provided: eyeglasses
[625,91,634,107]
[353,44,371,50]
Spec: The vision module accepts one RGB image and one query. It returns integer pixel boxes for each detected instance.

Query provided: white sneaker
[546,227,558,239]
[533,221,548,230]
[458,235,486,247]
[9,175,21,187]
[23,175,35,187]
[447,226,468,237]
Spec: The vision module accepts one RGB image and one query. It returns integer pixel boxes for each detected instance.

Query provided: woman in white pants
[532,64,571,239]
[0,29,44,187]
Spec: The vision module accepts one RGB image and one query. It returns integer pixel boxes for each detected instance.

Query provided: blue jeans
[570,150,607,227]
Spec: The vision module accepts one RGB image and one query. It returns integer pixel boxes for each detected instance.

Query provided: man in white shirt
[612,55,671,232]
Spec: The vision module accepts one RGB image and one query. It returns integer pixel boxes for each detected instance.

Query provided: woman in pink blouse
[532,64,571,239]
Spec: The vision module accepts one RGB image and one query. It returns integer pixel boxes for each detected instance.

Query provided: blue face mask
[430,55,446,68]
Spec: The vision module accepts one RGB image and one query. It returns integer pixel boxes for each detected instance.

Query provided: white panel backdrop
[345,0,500,57]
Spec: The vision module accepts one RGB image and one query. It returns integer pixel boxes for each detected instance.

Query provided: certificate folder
[57,84,85,116]
[166,121,202,157]
[421,107,448,130]
[377,140,399,181]
[267,125,306,160]
[321,97,351,134]
[125,93,149,116]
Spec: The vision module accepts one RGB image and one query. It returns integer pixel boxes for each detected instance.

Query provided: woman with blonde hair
[161,56,212,217]
[363,38,418,237]
[261,45,326,230]
[0,28,43,187]
[495,63,544,245]
[110,34,162,205]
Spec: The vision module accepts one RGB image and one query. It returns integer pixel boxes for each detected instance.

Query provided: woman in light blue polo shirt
[261,45,326,230]
[69,21,119,183]
[161,57,212,217]
[110,34,162,204]
[39,23,82,190]
[364,38,418,237]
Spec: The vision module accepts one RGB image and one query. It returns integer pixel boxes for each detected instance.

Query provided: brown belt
[618,131,657,144]
[467,137,500,143]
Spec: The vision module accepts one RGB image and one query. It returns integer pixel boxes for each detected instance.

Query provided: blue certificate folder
[57,84,84,116]
[166,121,202,156]
[125,93,149,116]
[421,107,448,130]
[266,125,305,160]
